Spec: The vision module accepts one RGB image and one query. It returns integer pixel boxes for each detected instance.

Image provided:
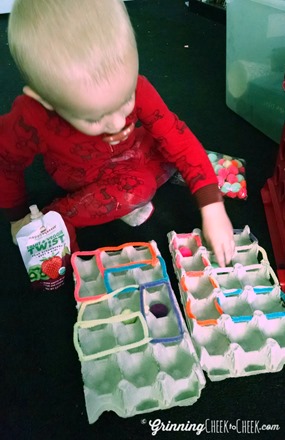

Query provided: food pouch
[16,205,71,291]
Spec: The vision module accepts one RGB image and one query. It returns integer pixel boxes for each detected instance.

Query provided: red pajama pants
[43,128,175,250]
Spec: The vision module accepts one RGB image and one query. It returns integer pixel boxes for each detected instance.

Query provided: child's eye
[85,119,101,125]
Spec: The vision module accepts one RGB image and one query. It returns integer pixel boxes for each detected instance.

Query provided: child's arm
[0,96,43,222]
[136,75,235,266]
[201,201,235,267]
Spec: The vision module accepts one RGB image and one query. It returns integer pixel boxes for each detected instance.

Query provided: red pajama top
[0,75,221,220]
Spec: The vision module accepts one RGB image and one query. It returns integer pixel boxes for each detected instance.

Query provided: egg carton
[72,241,167,303]
[168,226,285,381]
[71,241,206,423]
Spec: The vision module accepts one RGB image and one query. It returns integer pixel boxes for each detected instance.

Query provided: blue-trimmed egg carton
[71,241,206,423]
[168,226,285,381]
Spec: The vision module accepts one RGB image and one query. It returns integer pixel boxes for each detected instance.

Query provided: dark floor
[1,1,284,439]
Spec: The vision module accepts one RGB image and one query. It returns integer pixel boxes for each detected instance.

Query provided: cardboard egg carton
[168,226,285,381]
[71,242,206,423]
[72,241,164,303]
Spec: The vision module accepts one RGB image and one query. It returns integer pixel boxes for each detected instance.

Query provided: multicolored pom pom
[207,150,247,200]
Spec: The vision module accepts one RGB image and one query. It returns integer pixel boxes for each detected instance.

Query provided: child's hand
[200,202,235,267]
[10,213,31,245]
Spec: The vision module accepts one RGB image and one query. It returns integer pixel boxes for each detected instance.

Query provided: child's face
[55,56,138,138]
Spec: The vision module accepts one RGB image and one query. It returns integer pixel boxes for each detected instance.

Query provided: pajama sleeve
[0,96,44,220]
[135,75,222,207]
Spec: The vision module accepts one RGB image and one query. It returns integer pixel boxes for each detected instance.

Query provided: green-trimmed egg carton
[71,241,206,423]
[168,226,285,381]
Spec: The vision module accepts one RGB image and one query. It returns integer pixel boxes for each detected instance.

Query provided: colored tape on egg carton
[74,285,151,361]
[74,276,185,363]
[181,265,284,326]
[94,242,159,275]
[72,242,160,302]
[168,227,285,380]
[185,296,224,327]
[103,256,169,293]
[215,284,285,323]
[73,240,207,422]
[139,280,184,344]
[169,227,259,267]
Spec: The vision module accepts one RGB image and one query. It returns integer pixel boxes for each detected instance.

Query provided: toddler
[1,0,234,266]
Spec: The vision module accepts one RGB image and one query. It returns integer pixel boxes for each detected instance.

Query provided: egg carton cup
[81,339,205,423]
[74,281,186,361]
[205,242,268,269]
[209,261,279,291]
[168,227,285,380]
[193,312,285,380]
[184,284,285,325]
[168,226,259,272]
[172,244,269,275]
[182,292,285,380]
[167,225,258,254]
[72,241,206,423]
[216,285,285,322]
[174,260,279,308]
[169,227,276,301]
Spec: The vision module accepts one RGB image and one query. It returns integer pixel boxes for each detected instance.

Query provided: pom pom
[231,182,241,193]
[238,188,247,199]
[150,303,169,318]
[231,159,239,168]
[208,153,218,163]
[223,159,232,168]
[221,182,231,193]
[226,191,237,198]
[218,168,229,179]
[214,164,223,173]
[227,165,239,175]
[227,173,238,184]
[179,246,193,257]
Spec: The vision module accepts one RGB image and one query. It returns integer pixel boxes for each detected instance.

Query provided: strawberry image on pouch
[41,256,63,279]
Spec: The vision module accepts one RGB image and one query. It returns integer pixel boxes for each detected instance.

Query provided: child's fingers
[214,238,235,267]
[224,239,236,265]
[216,247,226,268]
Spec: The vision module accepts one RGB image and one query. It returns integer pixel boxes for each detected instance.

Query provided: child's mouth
[102,122,135,145]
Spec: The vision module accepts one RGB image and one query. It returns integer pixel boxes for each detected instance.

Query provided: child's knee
[124,171,157,206]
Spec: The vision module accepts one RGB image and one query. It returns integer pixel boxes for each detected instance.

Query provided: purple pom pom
[150,303,169,318]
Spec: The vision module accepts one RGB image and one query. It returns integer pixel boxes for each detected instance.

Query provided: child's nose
[106,112,126,134]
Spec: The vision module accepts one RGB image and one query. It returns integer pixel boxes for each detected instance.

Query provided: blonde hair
[8,0,138,107]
